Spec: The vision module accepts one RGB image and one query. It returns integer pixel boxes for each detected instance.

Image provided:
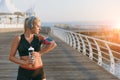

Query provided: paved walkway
[0,31,119,80]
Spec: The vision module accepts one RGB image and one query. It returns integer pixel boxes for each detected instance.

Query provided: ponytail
[24,17,29,33]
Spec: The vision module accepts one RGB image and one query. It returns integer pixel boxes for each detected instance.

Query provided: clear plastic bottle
[28,46,34,61]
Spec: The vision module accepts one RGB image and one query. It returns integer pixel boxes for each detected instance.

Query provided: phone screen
[46,37,53,42]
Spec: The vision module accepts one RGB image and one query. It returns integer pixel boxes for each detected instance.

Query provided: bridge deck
[0,31,119,80]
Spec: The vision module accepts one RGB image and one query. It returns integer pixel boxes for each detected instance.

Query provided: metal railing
[51,27,120,78]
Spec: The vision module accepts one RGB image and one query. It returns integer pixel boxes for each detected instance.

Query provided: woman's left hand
[32,52,41,57]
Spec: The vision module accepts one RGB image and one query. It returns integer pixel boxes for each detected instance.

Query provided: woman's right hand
[26,58,35,65]
[20,58,35,65]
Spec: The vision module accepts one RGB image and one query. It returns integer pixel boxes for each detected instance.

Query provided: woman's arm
[39,41,57,55]
[9,35,27,65]
[37,34,57,55]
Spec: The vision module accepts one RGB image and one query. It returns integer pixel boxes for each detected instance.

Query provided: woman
[9,16,57,80]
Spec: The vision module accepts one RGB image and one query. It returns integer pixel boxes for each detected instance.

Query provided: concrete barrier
[0,26,51,34]
[0,28,23,33]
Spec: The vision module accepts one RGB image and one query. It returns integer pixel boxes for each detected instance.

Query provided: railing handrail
[51,27,120,78]
[52,27,120,47]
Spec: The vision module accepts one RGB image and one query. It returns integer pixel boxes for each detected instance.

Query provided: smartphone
[44,37,53,44]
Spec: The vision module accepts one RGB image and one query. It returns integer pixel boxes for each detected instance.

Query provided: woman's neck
[24,30,34,38]
[24,31,34,43]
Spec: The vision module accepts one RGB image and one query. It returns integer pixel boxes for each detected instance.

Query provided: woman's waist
[20,64,43,70]
[20,58,43,70]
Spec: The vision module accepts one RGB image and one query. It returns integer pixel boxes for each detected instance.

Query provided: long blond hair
[24,16,40,33]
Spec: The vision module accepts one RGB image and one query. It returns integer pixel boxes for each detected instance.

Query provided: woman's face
[31,21,41,34]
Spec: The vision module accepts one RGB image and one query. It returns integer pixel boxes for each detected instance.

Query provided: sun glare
[114,23,120,30]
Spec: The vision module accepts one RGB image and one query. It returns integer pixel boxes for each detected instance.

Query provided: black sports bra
[17,34,43,56]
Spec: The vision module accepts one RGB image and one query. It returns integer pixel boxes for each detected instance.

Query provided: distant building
[0,0,24,24]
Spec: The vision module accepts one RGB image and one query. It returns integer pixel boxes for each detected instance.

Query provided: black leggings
[17,67,46,80]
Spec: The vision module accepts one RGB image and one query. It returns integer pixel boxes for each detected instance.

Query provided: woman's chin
[34,31,39,34]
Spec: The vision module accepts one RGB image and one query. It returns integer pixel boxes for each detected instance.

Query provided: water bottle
[28,46,34,61]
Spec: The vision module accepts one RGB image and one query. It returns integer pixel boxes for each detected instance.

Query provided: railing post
[67,32,72,45]
[93,39,102,66]
[70,33,76,49]
[62,31,66,42]
[79,35,86,55]
[105,43,115,74]
[65,32,70,45]
[69,32,73,47]
[85,36,93,60]
[74,34,81,52]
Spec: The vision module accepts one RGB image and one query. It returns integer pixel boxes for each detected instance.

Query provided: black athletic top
[17,34,43,56]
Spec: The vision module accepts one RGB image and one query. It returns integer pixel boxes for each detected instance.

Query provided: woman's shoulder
[13,34,22,42]
[36,34,45,40]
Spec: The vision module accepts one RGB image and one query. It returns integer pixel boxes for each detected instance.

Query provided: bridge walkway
[0,31,119,80]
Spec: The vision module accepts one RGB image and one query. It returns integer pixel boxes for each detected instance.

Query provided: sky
[8,0,120,23]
